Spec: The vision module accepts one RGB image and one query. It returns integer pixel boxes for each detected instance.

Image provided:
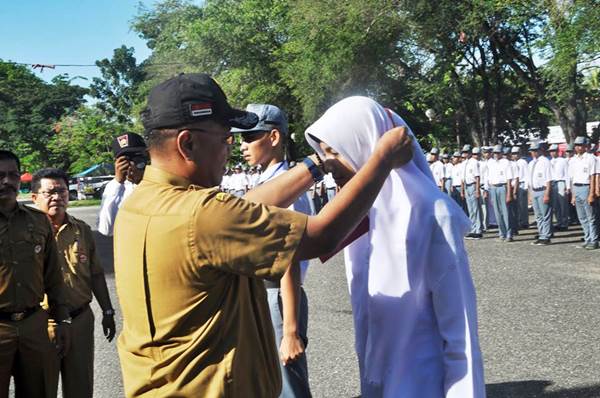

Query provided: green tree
[90,45,147,123]
[0,62,87,171]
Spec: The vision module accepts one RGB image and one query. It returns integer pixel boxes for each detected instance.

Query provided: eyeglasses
[38,189,68,198]
[182,128,235,145]
[0,171,20,180]
[240,131,269,143]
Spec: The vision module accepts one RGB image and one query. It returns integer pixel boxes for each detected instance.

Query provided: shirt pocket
[13,226,47,290]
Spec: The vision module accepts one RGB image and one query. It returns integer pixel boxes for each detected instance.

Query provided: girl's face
[319,141,356,187]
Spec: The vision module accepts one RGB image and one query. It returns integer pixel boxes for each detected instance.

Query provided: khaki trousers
[49,305,94,398]
[0,309,58,398]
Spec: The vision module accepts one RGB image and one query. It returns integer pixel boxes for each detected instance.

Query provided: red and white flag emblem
[190,103,213,117]
[117,134,129,148]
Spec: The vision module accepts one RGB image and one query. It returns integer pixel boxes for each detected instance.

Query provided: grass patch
[69,199,101,207]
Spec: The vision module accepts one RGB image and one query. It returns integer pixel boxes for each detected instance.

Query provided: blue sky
[0,0,155,86]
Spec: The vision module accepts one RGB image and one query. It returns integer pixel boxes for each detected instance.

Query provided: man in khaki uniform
[0,150,71,398]
[31,168,116,398]
[113,73,413,397]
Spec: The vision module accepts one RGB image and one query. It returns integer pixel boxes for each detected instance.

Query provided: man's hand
[506,195,512,204]
[588,195,595,205]
[102,315,116,342]
[475,190,481,199]
[543,194,551,204]
[571,197,576,206]
[376,127,413,169]
[280,331,305,366]
[114,156,130,184]
[483,190,488,200]
[55,323,72,358]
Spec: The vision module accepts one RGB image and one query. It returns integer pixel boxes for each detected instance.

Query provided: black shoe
[535,239,551,245]
[465,233,482,240]
[580,238,586,242]
[505,237,514,242]
[585,242,599,250]
[531,239,540,245]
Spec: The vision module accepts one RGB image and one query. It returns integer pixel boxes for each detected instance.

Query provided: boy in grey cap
[234,103,313,397]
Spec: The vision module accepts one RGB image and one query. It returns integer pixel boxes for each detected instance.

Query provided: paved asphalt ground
[44,206,600,397]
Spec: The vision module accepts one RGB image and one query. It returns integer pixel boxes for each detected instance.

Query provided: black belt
[552,180,565,183]
[0,306,40,322]
[573,183,590,187]
[326,187,336,190]
[532,187,545,192]
[70,303,90,319]
[465,183,475,186]
[264,279,280,289]
[491,183,506,187]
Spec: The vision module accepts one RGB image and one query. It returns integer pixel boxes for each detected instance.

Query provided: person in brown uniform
[113,73,413,398]
[31,168,116,398]
[0,150,71,398]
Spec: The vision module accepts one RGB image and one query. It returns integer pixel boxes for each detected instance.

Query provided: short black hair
[31,168,69,193]
[0,150,21,171]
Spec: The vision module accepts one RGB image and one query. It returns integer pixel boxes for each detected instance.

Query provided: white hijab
[305,97,483,397]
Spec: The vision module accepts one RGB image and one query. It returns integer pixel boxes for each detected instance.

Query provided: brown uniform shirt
[114,166,307,398]
[0,203,68,320]
[54,214,105,312]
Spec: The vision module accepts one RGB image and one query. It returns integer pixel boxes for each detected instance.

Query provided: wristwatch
[103,309,115,316]
[59,317,72,325]
[302,157,324,183]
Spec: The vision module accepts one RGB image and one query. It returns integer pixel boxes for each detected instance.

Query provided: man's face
[32,178,69,219]
[494,152,502,160]
[511,153,519,161]
[473,154,480,160]
[462,152,469,160]
[549,150,558,158]
[240,130,274,167]
[575,144,586,155]
[0,159,20,205]
[186,120,234,187]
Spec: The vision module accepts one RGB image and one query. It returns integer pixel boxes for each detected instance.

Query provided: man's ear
[270,129,281,148]
[31,193,38,202]
[176,130,194,161]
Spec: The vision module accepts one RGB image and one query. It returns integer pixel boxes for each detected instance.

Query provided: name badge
[537,172,542,178]
[583,167,588,173]
[499,171,504,176]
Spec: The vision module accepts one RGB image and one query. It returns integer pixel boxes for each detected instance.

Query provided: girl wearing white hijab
[305,97,485,398]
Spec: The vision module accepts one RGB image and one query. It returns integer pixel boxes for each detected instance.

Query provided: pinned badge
[117,134,129,148]
[216,192,228,202]
[34,245,42,254]
[79,253,88,263]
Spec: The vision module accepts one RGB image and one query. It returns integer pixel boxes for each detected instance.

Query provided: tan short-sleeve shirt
[114,166,307,398]
[54,214,104,312]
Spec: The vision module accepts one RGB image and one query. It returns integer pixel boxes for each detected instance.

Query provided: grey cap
[529,141,540,151]
[492,144,503,153]
[453,151,461,157]
[549,144,559,151]
[231,103,288,135]
[441,153,449,159]
[472,147,481,154]
[566,143,574,151]
[430,147,440,155]
[511,146,520,154]
[484,146,492,152]
[573,136,587,145]
[461,144,472,153]
[502,147,510,155]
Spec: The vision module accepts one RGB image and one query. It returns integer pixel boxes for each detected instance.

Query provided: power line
[0,60,190,70]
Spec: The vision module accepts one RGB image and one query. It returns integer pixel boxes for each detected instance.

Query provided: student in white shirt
[487,145,515,241]
[569,136,598,249]
[461,145,483,239]
[97,133,147,236]
[528,142,553,245]
[429,148,445,191]
[511,146,530,229]
[228,165,249,196]
[442,153,453,194]
[548,144,569,230]
[236,103,313,397]
[450,152,466,210]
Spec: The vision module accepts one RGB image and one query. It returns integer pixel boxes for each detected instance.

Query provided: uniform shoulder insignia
[215,192,230,202]
[22,204,46,216]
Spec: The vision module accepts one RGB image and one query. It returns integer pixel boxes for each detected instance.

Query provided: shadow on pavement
[93,231,114,275]
[486,380,600,397]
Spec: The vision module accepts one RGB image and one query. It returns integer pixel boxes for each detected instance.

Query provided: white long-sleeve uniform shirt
[97,179,136,236]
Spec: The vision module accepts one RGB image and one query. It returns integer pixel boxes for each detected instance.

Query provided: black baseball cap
[112,133,147,158]
[141,73,258,131]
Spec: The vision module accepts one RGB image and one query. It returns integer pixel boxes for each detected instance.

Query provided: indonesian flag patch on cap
[117,134,129,148]
[190,102,213,117]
